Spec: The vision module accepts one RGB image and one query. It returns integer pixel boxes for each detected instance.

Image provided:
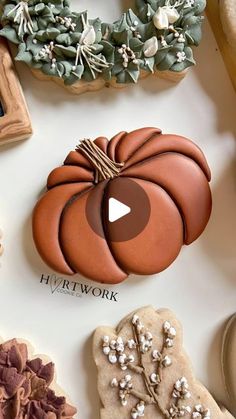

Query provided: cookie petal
[47,166,94,189]
[121,153,212,244]
[123,133,211,181]
[33,183,93,275]
[60,181,128,283]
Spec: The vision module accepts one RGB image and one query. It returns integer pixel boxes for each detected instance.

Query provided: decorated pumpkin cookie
[0,0,206,95]
[0,337,77,418]
[222,313,236,416]
[93,306,234,419]
[32,127,212,284]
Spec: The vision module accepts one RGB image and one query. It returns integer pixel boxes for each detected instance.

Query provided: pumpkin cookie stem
[77,139,124,183]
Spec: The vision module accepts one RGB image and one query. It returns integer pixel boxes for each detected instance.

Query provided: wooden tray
[0,39,32,146]
[206,0,236,91]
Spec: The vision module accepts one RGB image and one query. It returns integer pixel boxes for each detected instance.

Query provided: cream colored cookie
[222,314,236,416]
[93,306,233,419]
[0,336,77,418]
[220,0,236,49]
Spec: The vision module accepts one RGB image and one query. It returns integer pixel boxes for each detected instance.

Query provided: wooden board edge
[0,39,33,146]
[206,0,236,91]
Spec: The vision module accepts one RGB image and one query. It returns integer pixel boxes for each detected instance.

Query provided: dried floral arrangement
[0,0,206,93]
[0,337,77,417]
[93,306,234,419]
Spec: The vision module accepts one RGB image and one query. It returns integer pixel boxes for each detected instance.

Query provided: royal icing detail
[101,313,210,419]
[0,0,206,86]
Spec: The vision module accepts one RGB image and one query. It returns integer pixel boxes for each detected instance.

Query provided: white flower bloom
[131,401,145,418]
[153,6,179,30]
[178,33,185,43]
[150,372,159,383]
[176,51,186,62]
[162,355,172,367]
[169,327,177,338]
[109,353,117,364]
[192,405,211,419]
[143,36,159,57]
[80,25,96,45]
[103,346,110,355]
[127,339,136,349]
[184,0,195,7]
[152,349,162,360]
[165,337,174,347]
[110,339,116,350]
[163,321,171,332]
[111,378,118,387]
[132,315,139,325]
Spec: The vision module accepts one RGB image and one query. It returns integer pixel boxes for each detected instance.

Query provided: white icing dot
[103,346,110,355]
[108,353,117,364]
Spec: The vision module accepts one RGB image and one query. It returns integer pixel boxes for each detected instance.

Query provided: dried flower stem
[7,0,33,36]
[131,323,170,418]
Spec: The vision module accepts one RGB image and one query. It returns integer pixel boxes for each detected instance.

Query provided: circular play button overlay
[86,177,151,242]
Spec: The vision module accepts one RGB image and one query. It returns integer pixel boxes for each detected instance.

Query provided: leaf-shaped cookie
[93,306,234,419]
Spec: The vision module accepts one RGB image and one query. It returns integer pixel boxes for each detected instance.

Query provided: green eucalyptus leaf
[112,62,125,76]
[129,37,143,53]
[46,27,61,39]
[141,56,155,72]
[0,25,20,44]
[55,32,71,46]
[54,44,77,57]
[15,43,33,65]
[157,51,178,71]
[35,3,45,13]
[91,44,103,54]
[112,28,130,45]
[185,23,203,45]
[69,32,81,44]
[155,46,171,65]
[42,62,58,76]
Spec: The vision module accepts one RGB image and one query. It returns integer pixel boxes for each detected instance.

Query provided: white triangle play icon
[108,198,131,223]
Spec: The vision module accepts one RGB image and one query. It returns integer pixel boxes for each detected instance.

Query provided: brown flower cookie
[93,306,233,419]
[0,337,77,418]
[32,128,212,284]
[222,313,236,416]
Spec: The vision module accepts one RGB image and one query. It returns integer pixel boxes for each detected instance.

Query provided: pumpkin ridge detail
[114,127,162,164]
[124,174,187,239]
[58,186,94,275]
[101,181,130,275]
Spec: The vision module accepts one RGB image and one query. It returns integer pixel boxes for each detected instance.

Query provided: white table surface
[0,2,236,417]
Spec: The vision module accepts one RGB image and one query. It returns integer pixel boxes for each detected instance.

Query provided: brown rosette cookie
[33,127,212,284]
[93,306,234,419]
[0,338,77,418]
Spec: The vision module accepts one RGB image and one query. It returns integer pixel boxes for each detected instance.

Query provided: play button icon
[108,198,131,223]
[86,177,151,242]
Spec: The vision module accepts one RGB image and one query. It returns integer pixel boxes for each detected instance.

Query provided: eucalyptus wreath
[0,0,206,85]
